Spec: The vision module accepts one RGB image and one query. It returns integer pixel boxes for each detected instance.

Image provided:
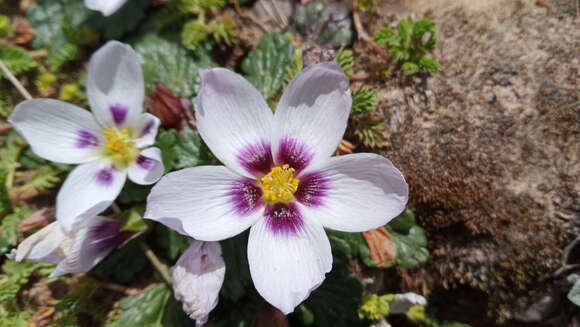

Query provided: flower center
[260,164,300,204]
[102,127,138,168]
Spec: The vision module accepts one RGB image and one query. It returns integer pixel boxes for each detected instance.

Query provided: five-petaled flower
[9,41,163,232]
[9,216,132,277]
[145,62,409,314]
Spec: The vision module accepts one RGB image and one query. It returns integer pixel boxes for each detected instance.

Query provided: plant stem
[0,59,32,100]
[139,240,172,285]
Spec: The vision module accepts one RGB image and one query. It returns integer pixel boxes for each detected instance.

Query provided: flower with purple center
[145,62,409,313]
[8,41,164,232]
[9,217,132,277]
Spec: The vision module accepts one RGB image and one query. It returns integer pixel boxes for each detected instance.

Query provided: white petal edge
[128,147,164,185]
[50,217,122,277]
[134,113,160,148]
[145,165,262,241]
[195,68,274,178]
[84,0,128,16]
[87,41,144,127]
[172,240,225,326]
[8,99,102,164]
[272,62,351,170]
[14,222,66,264]
[301,153,408,232]
[389,293,427,314]
[57,161,127,233]
[247,214,332,314]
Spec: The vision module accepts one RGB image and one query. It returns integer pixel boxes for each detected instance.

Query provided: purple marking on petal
[276,137,313,173]
[137,155,155,170]
[229,178,263,216]
[110,104,128,125]
[76,130,99,148]
[264,203,304,236]
[140,120,155,137]
[237,141,274,176]
[88,219,133,253]
[295,171,329,207]
[96,168,114,187]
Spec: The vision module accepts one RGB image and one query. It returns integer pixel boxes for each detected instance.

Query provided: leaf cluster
[292,1,353,48]
[374,18,439,75]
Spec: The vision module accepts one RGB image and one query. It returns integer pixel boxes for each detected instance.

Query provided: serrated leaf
[402,62,420,75]
[241,33,295,100]
[173,129,211,169]
[568,279,580,306]
[220,232,252,301]
[134,34,215,98]
[351,88,379,115]
[154,129,178,172]
[0,45,37,78]
[327,230,377,267]
[335,48,353,77]
[0,168,11,216]
[387,225,429,269]
[106,284,171,327]
[1,207,32,245]
[419,57,440,73]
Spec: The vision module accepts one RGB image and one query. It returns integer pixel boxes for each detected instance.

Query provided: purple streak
[88,219,133,253]
[76,130,99,148]
[229,178,263,216]
[136,155,155,170]
[295,171,329,207]
[96,168,114,187]
[276,137,313,173]
[140,120,155,137]
[110,104,128,125]
[237,140,274,176]
[264,203,304,236]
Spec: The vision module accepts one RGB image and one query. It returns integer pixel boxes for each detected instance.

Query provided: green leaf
[0,168,11,216]
[154,129,178,172]
[96,240,148,284]
[335,48,354,77]
[174,129,211,169]
[411,19,436,42]
[154,224,189,261]
[0,311,32,327]
[181,19,209,50]
[387,225,429,269]
[374,27,399,48]
[292,2,353,48]
[241,33,295,100]
[402,62,420,75]
[1,207,32,245]
[46,41,79,72]
[351,88,379,115]
[106,284,171,327]
[86,0,148,40]
[220,232,252,301]
[117,182,152,204]
[419,57,440,73]
[327,230,377,267]
[387,208,415,234]
[0,46,37,78]
[120,207,148,233]
[568,279,580,306]
[134,34,215,98]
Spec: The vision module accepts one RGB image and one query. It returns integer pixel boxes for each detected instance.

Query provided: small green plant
[0,15,13,37]
[374,18,439,75]
[351,88,379,115]
[356,0,377,12]
[0,46,37,78]
[335,48,353,77]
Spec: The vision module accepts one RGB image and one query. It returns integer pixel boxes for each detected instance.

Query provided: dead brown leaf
[362,226,396,267]
[18,207,55,232]
[12,17,35,45]
[255,303,289,327]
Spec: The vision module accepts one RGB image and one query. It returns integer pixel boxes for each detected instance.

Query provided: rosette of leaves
[374,18,439,75]
[292,1,353,48]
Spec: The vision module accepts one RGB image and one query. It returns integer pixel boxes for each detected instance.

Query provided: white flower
[84,0,128,16]
[9,41,163,232]
[12,217,131,278]
[389,292,427,314]
[172,240,225,326]
[145,63,409,313]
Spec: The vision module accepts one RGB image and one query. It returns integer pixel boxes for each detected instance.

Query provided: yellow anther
[102,127,137,168]
[260,164,300,204]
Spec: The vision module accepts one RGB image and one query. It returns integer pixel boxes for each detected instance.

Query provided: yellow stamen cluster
[260,164,299,204]
[102,127,137,168]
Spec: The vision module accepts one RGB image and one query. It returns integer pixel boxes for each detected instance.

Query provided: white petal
[195,68,274,178]
[145,166,263,241]
[51,217,127,277]
[272,62,351,172]
[128,147,164,185]
[247,208,332,314]
[299,153,408,232]
[14,222,67,264]
[134,113,160,148]
[84,0,127,16]
[87,41,144,127]
[389,293,427,314]
[57,161,127,233]
[172,240,225,326]
[8,99,102,164]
